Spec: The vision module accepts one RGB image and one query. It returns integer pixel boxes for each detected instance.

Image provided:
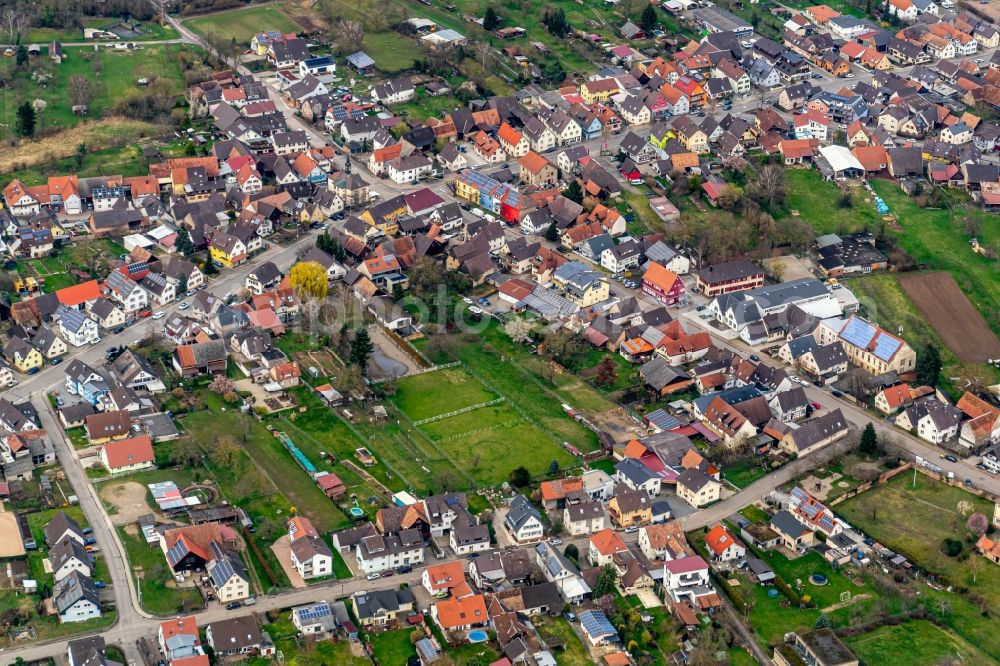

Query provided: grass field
[870,182,1000,337]
[369,628,417,665]
[184,4,306,43]
[845,619,995,666]
[395,364,588,486]
[393,369,497,421]
[248,618,369,665]
[780,170,882,235]
[0,44,189,138]
[836,472,1000,660]
[534,616,592,666]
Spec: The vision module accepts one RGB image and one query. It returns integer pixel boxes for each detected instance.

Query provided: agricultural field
[836,472,1000,661]
[898,272,1000,363]
[869,181,1000,339]
[0,44,190,139]
[184,3,310,43]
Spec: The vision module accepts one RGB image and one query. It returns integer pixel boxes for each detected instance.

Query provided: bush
[942,538,963,557]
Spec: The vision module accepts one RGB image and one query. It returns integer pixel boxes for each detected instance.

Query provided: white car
[178,301,190,311]
[366,573,381,580]
[151,311,165,320]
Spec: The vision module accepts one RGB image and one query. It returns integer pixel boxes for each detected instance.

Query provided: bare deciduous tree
[335,19,364,53]
[747,163,787,208]
[0,9,28,45]
[67,76,93,109]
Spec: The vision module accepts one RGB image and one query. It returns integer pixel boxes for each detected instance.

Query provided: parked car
[831,390,844,398]
[225,601,242,610]
[381,570,394,578]
[397,565,413,574]
[112,326,125,334]
[549,538,562,546]
[365,573,381,580]
[151,311,165,320]
[944,454,958,463]
[178,301,190,311]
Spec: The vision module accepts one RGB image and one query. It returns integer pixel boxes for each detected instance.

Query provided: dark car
[381,570,394,578]
[225,601,242,610]
[944,454,958,463]
[831,390,844,398]
[112,326,125,334]
[27,367,40,375]
[397,565,413,574]
[49,357,63,365]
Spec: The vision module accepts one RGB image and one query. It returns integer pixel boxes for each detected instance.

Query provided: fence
[412,397,506,426]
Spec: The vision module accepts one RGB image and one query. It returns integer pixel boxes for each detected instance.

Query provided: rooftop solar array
[579,610,617,639]
[839,317,877,350]
[165,538,189,568]
[296,602,332,622]
[872,333,902,362]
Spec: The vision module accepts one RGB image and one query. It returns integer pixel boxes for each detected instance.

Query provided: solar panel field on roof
[580,610,616,638]
[872,333,902,362]
[297,603,332,621]
[840,317,877,349]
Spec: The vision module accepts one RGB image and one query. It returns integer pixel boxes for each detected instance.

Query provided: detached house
[504,495,545,544]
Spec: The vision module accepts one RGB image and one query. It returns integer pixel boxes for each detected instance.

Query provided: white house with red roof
[99,435,155,475]
[704,524,746,562]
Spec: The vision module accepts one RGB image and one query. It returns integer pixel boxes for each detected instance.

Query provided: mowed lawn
[837,473,997,606]
[185,4,304,42]
[846,620,995,666]
[419,402,578,484]
[393,367,498,421]
[780,169,881,235]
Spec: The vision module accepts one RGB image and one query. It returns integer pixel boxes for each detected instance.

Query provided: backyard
[117,527,204,615]
[15,237,126,293]
[834,472,1000,661]
[25,18,178,43]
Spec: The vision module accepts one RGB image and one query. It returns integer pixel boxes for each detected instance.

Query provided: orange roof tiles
[705,524,743,556]
[56,280,101,306]
[590,528,627,556]
[434,594,487,629]
[643,262,681,293]
[102,435,154,469]
[497,122,524,147]
[519,151,551,175]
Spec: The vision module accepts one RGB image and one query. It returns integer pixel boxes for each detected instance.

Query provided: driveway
[270,535,307,589]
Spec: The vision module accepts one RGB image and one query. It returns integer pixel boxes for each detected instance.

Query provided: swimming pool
[468,630,488,643]
[349,507,365,517]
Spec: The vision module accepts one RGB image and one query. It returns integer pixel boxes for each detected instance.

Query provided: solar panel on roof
[840,317,877,349]
[872,333,902,362]
[580,611,616,638]
[297,603,332,621]
[165,539,189,567]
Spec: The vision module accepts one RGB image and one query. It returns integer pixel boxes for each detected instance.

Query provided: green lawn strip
[65,427,91,449]
[183,408,347,533]
[394,91,466,122]
[184,4,304,42]
[722,459,771,489]
[369,628,418,665]
[845,619,995,666]
[393,368,498,421]
[117,526,203,614]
